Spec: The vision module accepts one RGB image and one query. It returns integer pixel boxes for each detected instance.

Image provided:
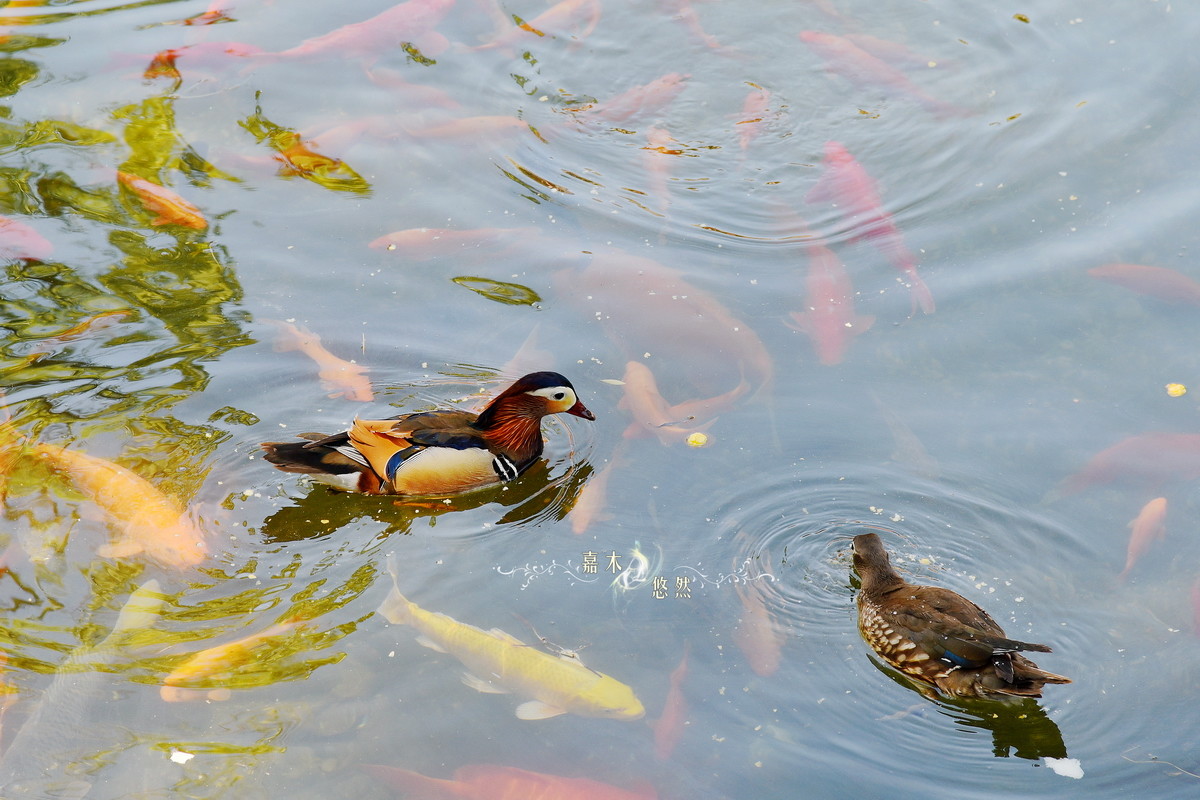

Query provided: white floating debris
[169,749,195,765]
[1044,757,1083,779]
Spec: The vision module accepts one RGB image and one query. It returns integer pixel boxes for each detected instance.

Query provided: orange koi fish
[275,0,454,62]
[786,242,874,365]
[143,41,262,80]
[271,320,373,402]
[1088,263,1200,306]
[26,309,131,362]
[806,141,934,314]
[0,215,52,261]
[653,643,690,760]
[736,84,770,152]
[798,30,960,118]
[368,226,534,258]
[31,442,207,569]
[272,134,347,178]
[362,763,659,800]
[1118,497,1167,582]
[618,361,712,445]
[576,73,690,124]
[116,171,207,229]
[1052,433,1200,498]
[733,579,781,677]
[160,617,306,702]
[482,0,601,49]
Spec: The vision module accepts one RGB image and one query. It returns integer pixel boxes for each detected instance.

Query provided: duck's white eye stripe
[528,386,575,404]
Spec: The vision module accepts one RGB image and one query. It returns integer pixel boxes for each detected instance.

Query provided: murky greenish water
[2,0,1200,797]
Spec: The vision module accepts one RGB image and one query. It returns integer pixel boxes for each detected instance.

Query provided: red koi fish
[362,763,658,800]
[736,84,771,152]
[786,242,874,365]
[1088,263,1200,306]
[798,30,960,118]
[482,0,601,50]
[1118,497,1166,582]
[806,141,934,314]
[653,643,690,760]
[574,73,690,124]
[271,320,373,402]
[116,171,207,229]
[1053,433,1200,497]
[0,214,52,261]
[274,0,454,62]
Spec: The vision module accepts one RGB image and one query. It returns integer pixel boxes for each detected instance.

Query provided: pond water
[1,0,1199,797]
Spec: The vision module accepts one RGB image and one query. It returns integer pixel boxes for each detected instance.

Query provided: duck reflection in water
[868,657,1072,761]
[258,458,593,542]
[851,532,1073,761]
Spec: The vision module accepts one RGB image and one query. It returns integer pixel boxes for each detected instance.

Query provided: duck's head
[488,371,596,421]
[851,532,904,592]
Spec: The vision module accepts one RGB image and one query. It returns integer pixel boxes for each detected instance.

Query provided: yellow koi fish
[33,442,208,570]
[160,616,307,702]
[377,557,644,721]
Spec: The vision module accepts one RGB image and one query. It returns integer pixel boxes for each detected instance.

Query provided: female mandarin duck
[851,532,1070,699]
[260,371,595,495]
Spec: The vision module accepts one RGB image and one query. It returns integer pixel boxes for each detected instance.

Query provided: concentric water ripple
[679,456,1111,797]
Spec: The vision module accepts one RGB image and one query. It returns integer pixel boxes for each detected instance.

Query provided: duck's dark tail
[260,433,360,476]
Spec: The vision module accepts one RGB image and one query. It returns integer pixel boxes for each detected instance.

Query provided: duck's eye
[553,392,565,401]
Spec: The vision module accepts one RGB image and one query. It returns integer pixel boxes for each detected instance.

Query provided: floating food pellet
[686,432,709,447]
[1166,383,1187,397]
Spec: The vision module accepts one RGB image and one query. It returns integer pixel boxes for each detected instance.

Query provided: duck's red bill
[567,401,596,420]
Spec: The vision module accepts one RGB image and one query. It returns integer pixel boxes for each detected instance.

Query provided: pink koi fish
[786,242,874,365]
[1053,433,1200,497]
[806,141,934,314]
[1088,263,1200,306]
[0,215,52,261]
[736,84,771,152]
[653,643,690,760]
[362,762,658,800]
[574,73,690,124]
[798,30,961,118]
[274,0,454,62]
[1118,497,1166,582]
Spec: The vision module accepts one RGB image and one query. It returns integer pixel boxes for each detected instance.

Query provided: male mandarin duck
[260,371,595,495]
[851,532,1070,699]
